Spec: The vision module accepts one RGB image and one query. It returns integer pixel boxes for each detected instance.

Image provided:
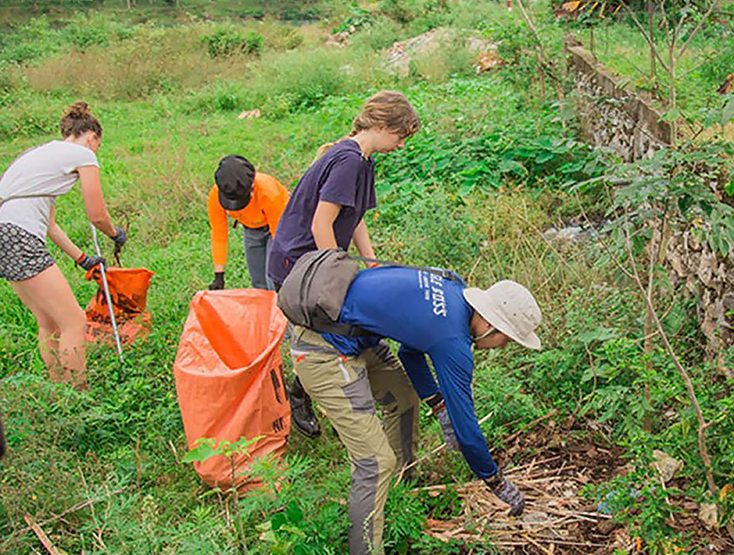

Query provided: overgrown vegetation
[1,0,733,553]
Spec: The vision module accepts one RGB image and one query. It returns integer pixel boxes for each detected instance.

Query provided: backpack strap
[315,320,373,337]
[0,193,55,208]
[349,255,464,284]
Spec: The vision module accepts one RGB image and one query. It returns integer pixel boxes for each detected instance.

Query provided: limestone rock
[652,449,683,483]
[699,502,718,530]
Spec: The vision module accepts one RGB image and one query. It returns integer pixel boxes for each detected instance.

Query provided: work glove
[209,272,225,290]
[434,401,459,451]
[112,226,127,250]
[76,253,106,271]
[426,393,459,451]
[485,469,525,517]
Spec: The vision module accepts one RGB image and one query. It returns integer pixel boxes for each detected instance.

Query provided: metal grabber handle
[90,224,123,360]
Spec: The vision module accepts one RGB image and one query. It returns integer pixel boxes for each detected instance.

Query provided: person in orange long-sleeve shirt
[207,154,321,439]
[207,155,289,291]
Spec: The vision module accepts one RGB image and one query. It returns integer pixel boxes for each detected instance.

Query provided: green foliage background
[0,1,733,553]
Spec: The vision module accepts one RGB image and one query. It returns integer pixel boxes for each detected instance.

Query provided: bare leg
[38,327,61,377]
[11,264,87,389]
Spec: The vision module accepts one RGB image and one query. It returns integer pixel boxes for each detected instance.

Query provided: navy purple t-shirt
[268,139,376,285]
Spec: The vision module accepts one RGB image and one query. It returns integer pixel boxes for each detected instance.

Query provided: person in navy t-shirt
[330,268,541,512]
[268,91,421,445]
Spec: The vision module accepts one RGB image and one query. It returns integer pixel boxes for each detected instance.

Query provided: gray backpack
[276,249,461,337]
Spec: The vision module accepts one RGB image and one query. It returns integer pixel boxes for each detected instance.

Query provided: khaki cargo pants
[291,327,420,555]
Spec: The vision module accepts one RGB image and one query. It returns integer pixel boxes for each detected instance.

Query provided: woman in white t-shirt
[0,101,127,389]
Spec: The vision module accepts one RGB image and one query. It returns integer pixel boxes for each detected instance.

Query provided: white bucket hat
[463,280,542,350]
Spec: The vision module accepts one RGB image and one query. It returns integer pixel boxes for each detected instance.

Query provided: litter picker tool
[90,224,123,360]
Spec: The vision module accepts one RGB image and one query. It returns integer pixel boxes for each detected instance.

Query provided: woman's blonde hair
[314,90,420,160]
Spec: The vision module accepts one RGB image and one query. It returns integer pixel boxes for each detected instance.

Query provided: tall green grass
[1,3,733,553]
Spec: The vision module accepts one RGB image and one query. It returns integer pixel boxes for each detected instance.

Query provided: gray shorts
[0,222,54,281]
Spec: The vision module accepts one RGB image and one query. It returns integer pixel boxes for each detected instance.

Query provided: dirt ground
[421,420,734,554]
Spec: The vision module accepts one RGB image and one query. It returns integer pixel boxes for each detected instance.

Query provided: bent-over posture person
[207,155,289,292]
[292,267,541,555]
[206,154,320,437]
[0,101,126,389]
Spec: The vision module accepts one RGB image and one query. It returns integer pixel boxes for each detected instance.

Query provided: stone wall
[566,43,671,161]
[567,43,734,369]
[666,229,734,375]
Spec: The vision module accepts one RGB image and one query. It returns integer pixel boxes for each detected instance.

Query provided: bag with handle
[277,249,462,336]
[174,289,290,491]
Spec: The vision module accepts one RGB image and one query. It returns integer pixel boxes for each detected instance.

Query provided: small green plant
[255,499,307,554]
[183,435,263,553]
[332,4,375,34]
[584,437,686,551]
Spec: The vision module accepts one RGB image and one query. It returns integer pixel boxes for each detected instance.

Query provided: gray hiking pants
[290,327,420,555]
[243,225,274,291]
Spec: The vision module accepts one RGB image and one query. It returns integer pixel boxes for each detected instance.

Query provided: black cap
[214,155,256,211]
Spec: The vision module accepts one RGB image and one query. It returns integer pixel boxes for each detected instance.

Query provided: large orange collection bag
[84,266,154,345]
[173,289,290,491]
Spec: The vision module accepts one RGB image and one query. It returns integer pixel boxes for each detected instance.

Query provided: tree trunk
[648,0,656,79]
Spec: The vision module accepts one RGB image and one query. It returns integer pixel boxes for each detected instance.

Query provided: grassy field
[1,2,733,554]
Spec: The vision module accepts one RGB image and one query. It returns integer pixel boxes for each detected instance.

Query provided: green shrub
[351,15,404,51]
[1,16,62,64]
[0,95,59,141]
[249,47,389,118]
[185,81,247,113]
[202,28,263,58]
[332,4,375,34]
[379,0,423,24]
[64,13,115,52]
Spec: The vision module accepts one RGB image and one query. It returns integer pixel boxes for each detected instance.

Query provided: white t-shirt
[0,140,99,241]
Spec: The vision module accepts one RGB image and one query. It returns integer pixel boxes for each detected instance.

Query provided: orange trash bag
[84,266,154,345]
[173,289,290,491]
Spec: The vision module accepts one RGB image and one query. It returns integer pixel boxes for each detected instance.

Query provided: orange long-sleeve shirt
[207,172,289,268]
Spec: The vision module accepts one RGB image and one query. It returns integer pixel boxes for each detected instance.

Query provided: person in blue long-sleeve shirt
[321,265,542,515]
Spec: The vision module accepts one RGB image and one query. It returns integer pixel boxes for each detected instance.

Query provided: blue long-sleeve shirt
[322,266,499,479]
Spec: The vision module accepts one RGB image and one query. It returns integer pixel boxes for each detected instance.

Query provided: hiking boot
[289,379,321,438]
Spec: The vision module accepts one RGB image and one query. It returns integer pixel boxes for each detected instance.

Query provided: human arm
[352,218,377,265]
[399,344,459,450]
[311,201,341,250]
[429,341,499,479]
[313,152,364,250]
[207,186,229,273]
[263,179,289,239]
[397,345,440,399]
[206,186,229,289]
[78,166,116,238]
[47,206,105,270]
[47,205,83,260]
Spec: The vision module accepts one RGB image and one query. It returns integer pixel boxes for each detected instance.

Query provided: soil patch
[421,425,734,554]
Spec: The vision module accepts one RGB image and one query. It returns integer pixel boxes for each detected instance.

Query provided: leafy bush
[379,0,420,24]
[378,86,610,207]
[350,15,404,52]
[332,4,375,34]
[0,94,60,141]
[1,16,63,64]
[584,442,682,549]
[202,28,263,58]
[251,47,390,118]
[64,13,117,51]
